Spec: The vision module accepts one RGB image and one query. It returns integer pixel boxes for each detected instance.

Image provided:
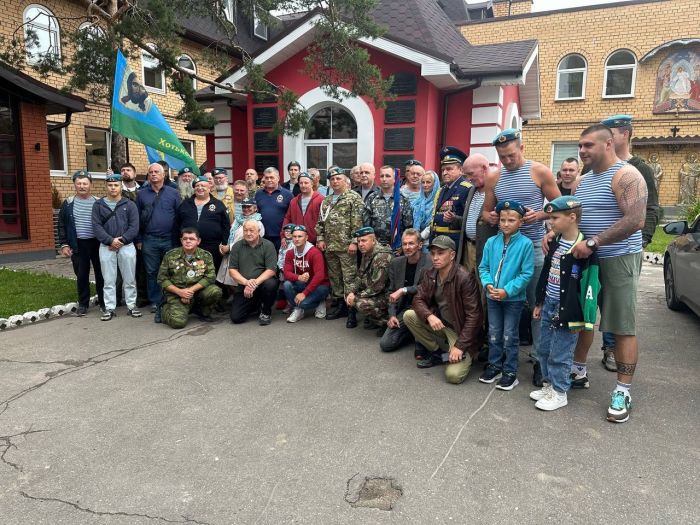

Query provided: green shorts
[598,252,642,336]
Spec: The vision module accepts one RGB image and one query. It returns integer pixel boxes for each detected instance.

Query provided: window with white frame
[603,50,637,98]
[48,125,67,174]
[556,54,587,100]
[223,0,237,22]
[253,7,268,40]
[180,139,194,158]
[551,142,579,173]
[77,21,105,39]
[23,5,61,64]
[177,55,197,90]
[142,45,166,94]
[85,127,110,174]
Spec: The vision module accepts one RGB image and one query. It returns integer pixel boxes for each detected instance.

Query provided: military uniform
[212,186,236,223]
[157,247,222,329]
[429,146,472,248]
[315,189,364,300]
[354,243,393,324]
[363,191,413,246]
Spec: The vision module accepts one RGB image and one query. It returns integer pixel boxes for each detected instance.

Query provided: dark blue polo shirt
[136,184,181,238]
[255,186,293,239]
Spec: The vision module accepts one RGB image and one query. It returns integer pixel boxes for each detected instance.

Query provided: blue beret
[72,169,91,181]
[439,146,467,166]
[495,200,526,216]
[600,114,632,128]
[211,167,227,176]
[241,198,256,207]
[105,173,122,182]
[544,196,582,214]
[492,128,522,146]
[292,225,307,232]
[353,226,375,238]
[192,175,209,188]
[298,171,313,181]
[283,223,296,231]
[328,165,345,177]
[178,166,194,176]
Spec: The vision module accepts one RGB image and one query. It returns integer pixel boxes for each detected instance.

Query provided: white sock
[614,381,631,394]
[571,362,586,376]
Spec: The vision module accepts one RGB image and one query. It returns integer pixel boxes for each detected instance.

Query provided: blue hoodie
[479,230,534,302]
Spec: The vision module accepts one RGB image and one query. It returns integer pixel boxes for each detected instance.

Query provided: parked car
[663,216,700,317]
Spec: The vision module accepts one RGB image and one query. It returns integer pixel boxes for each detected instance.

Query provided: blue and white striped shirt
[494,160,545,244]
[576,161,642,258]
[73,196,96,239]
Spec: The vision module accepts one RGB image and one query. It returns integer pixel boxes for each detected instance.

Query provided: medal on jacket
[187,270,195,278]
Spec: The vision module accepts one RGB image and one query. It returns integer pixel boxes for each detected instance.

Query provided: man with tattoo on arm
[568,124,647,423]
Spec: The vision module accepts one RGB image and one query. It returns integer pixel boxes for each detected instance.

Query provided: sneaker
[286,308,304,323]
[416,353,443,369]
[314,302,327,319]
[259,313,272,326]
[496,372,519,391]
[127,308,142,318]
[529,383,553,401]
[570,372,590,389]
[607,391,631,423]
[536,390,568,411]
[100,310,115,322]
[150,304,158,313]
[602,348,617,372]
[479,366,502,384]
[76,306,88,317]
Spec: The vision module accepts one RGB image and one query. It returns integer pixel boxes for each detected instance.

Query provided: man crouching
[157,227,222,329]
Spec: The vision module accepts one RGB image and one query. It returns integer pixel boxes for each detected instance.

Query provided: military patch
[208,204,216,211]
[276,195,284,203]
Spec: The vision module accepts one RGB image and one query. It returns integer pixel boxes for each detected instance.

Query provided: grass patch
[0,268,95,317]
[646,225,675,254]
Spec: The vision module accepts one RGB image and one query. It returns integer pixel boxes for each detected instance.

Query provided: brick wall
[493,0,533,18]
[461,0,700,205]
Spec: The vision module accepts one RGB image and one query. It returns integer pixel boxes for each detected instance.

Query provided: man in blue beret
[482,128,561,387]
[177,166,195,200]
[429,146,473,249]
[211,167,236,223]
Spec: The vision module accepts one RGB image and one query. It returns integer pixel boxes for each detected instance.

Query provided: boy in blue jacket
[478,200,534,390]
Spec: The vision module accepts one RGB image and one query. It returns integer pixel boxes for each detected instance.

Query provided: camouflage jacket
[356,243,392,299]
[362,191,413,246]
[157,247,215,290]
[211,186,235,223]
[315,190,364,251]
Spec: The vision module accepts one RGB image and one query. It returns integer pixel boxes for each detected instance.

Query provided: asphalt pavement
[0,263,698,524]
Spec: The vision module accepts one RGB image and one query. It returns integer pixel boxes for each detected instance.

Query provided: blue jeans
[142,235,174,306]
[487,298,524,375]
[537,296,579,393]
[283,280,330,309]
[526,241,544,357]
[602,331,616,349]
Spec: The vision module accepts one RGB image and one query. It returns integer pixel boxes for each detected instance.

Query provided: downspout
[48,111,73,132]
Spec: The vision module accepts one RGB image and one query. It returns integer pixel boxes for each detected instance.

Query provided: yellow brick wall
[493,0,533,18]
[3,0,232,200]
[461,0,700,206]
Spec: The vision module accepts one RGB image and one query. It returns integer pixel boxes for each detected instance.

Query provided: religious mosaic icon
[653,49,700,113]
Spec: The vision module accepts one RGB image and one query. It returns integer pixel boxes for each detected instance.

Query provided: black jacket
[387,251,432,318]
[177,197,230,247]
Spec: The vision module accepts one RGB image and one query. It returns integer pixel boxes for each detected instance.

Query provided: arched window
[177,54,197,90]
[142,44,165,94]
[304,105,358,179]
[78,21,105,39]
[604,50,637,98]
[556,54,587,100]
[23,5,61,64]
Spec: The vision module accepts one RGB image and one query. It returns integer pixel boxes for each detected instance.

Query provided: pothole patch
[345,475,402,511]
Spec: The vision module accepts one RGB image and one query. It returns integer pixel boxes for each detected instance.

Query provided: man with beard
[177,167,195,200]
[119,162,140,201]
[211,167,235,223]
[121,72,152,113]
[245,168,260,199]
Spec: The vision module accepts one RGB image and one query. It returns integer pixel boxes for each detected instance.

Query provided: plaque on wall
[253,107,277,128]
[254,132,278,152]
[383,154,414,169]
[385,100,416,124]
[255,155,279,173]
[384,128,414,150]
[389,72,417,96]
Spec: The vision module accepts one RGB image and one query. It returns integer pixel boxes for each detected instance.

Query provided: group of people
[57,113,656,424]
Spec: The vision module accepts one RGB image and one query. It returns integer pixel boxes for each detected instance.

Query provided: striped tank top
[576,160,642,258]
[494,160,545,244]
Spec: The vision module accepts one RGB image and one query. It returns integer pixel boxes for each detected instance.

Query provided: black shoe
[414,342,430,360]
[346,308,357,328]
[76,306,88,317]
[496,372,519,391]
[477,346,489,363]
[258,313,272,326]
[417,353,443,369]
[363,317,377,329]
[532,361,544,387]
[154,307,162,324]
[479,365,502,384]
[197,313,214,322]
[326,302,348,320]
[213,303,227,313]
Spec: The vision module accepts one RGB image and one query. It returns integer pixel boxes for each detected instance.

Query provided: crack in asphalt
[19,491,211,524]
[0,428,48,471]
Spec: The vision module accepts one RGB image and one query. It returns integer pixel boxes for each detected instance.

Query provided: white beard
[178,180,194,199]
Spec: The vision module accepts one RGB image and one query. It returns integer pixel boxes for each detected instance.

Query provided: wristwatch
[402,287,408,294]
[586,238,598,251]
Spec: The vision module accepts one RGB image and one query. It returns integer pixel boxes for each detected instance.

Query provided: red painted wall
[500,85,520,128]
[441,88,473,160]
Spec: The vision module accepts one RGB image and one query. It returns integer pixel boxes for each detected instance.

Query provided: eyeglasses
[405,160,423,167]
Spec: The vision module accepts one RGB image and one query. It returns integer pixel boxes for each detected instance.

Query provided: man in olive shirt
[228,219,279,325]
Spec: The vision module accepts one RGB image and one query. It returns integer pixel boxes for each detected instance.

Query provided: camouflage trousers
[326,250,357,300]
[161,285,223,329]
[356,295,389,325]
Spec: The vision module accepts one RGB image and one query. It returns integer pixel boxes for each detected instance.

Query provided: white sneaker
[529,383,552,401]
[535,390,568,411]
[314,301,327,319]
[287,308,305,323]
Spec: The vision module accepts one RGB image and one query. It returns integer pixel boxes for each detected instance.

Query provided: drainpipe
[48,111,73,132]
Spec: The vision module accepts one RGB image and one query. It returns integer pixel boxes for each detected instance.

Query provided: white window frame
[142,44,166,95]
[84,127,111,178]
[48,124,67,176]
[77,21,105,38]
[180,139,195,158]
[603,49,637,99]
[253,7,268,41]
[177,54,197,90]
[224,0,237,23]
[23,4,61,64]
[555,54,587,101]
[550,142,580,172]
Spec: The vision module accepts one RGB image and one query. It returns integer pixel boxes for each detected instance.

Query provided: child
[478,200,534,391]
[530,196,600,411]
[276,223,296,312]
